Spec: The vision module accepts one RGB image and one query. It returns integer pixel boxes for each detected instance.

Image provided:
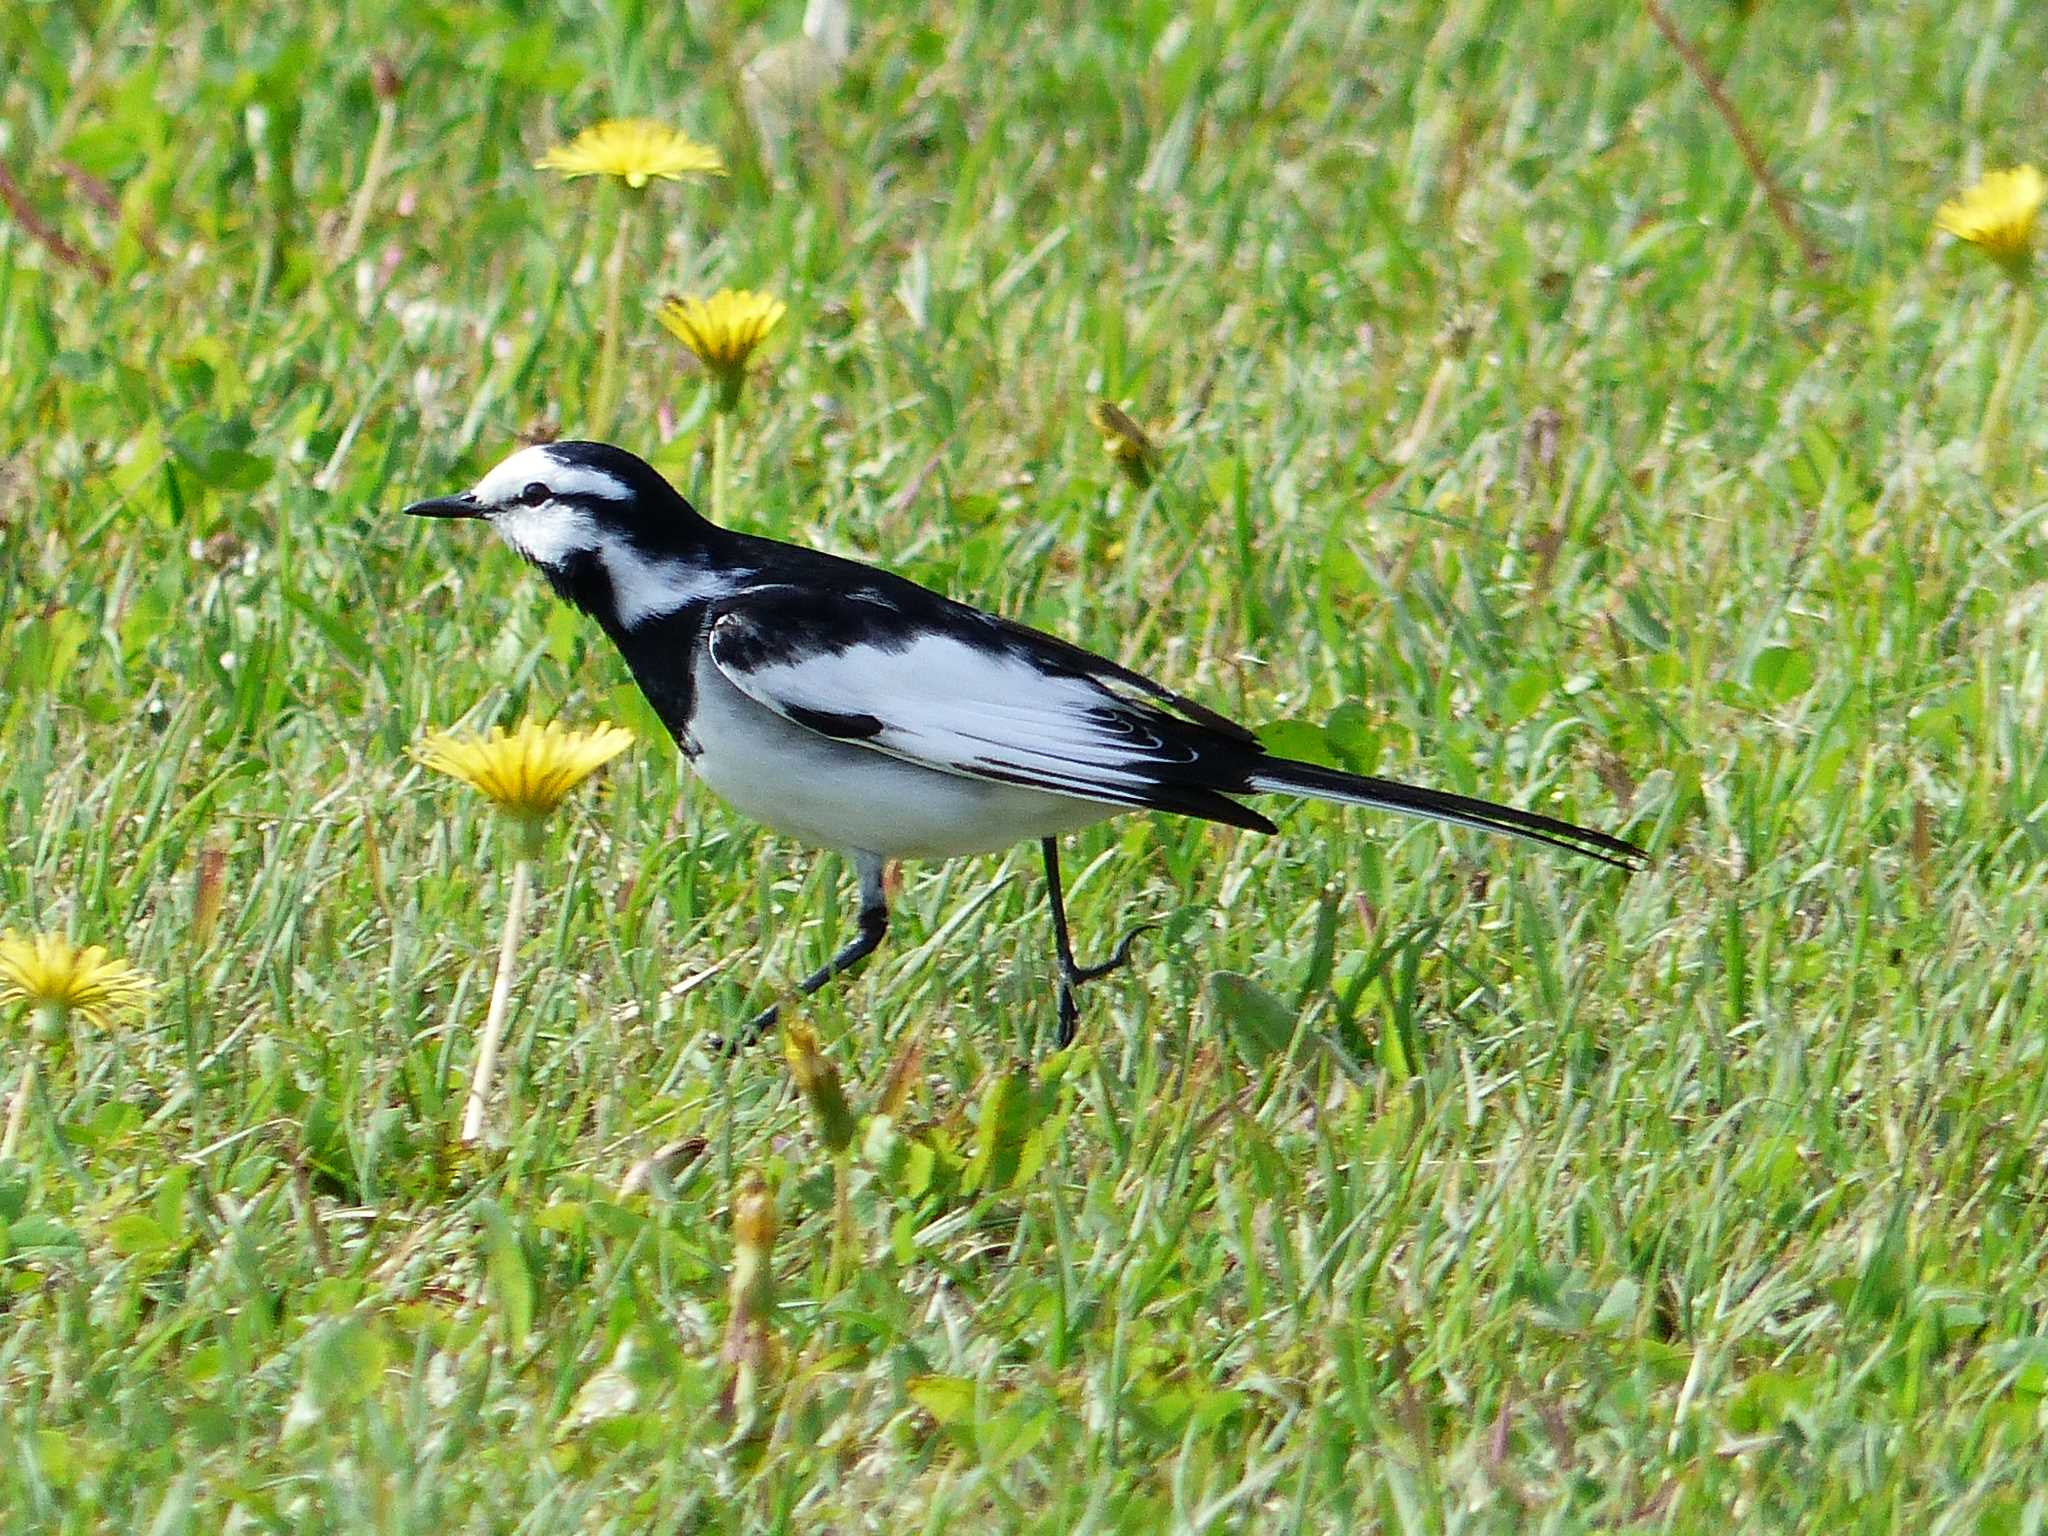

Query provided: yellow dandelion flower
[412,720,631,1143]
[0,931,151,1026]
[535,119,726,189]
[1936,165,2044,277]
[413,719,634,824]
[657,289,788,409]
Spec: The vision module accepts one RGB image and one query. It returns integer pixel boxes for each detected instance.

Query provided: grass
[4,0,2048,1528]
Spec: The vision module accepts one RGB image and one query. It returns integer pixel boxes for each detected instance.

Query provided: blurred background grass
[5,0,2048,1528]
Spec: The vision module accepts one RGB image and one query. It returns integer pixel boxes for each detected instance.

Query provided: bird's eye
[520,482,551,506]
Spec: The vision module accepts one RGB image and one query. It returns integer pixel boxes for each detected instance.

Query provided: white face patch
[492,503,736,621]
[467,440,731,621]
[492,503,601,568]
[470,443,631,508]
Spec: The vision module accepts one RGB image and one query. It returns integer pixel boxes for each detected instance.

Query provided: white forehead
[471,444,631,507]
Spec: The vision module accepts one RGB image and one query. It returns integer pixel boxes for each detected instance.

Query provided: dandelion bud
[721,1175,779,1430]
[726,1176,776,1364]
[731,1177,776,1287]
[781,1020,856,1154]
[876,1034,924,1119]
[192,845,228,946]
[1088,400,1160,487]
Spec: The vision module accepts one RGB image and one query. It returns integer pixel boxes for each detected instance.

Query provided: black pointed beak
[403,493,483,520]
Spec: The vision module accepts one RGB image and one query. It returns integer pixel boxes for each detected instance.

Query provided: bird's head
[403,440,705,559]
[405,440,728,627]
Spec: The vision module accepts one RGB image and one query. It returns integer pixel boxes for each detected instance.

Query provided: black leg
[718,853,889,1053]
[1041,838,1152,1046]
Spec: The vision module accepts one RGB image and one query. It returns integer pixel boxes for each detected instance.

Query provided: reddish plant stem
[1645,0,1827,271]
[0,162,111,282]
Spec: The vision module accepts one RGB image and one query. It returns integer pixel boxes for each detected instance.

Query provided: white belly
[685,652,1117,859]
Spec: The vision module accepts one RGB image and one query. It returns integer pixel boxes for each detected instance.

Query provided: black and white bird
[406,441,1644,1046]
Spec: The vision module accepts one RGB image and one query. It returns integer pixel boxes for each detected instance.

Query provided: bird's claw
[1063,920,1156,986]
[706,1001,780,1057]
[1054,920,1156,1046]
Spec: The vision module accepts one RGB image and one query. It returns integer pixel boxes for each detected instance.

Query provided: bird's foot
[705,1000,782,1057]
[1054,921,1155,1046]
[1063,921,1155,987]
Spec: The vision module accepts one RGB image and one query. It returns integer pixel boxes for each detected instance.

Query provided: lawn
[5,0,2048,1528]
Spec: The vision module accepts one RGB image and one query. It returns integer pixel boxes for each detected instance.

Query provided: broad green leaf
[106,1212,173,1256]
[477,1201,535,1345]
[304,1315,387,1409]
[1207,971,1297,1066]
[1749,646,1814,704]
[964,1069,1032,1193]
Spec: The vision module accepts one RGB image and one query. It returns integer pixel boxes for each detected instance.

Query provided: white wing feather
[708,618,1185,803]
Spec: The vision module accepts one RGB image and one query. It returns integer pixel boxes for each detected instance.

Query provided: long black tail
[1246,758,1647,871]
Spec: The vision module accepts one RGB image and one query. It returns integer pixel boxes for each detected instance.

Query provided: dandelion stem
[595,196,637,438]
[712,407,733,518]
[463,854,533,1144]
[1391,356,1456,466]
[827,1153,853,1292]
[1,1054,36,1161]
[1977,287,2034,470]
[335,99,397,262]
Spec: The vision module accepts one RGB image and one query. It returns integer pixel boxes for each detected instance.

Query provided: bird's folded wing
[705,586,1275,830]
